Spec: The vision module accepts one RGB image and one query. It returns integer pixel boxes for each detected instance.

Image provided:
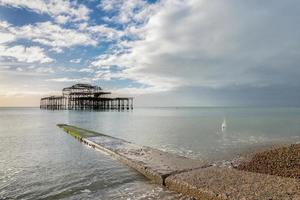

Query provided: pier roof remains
[62,83,102,91]
[63,83,102,92]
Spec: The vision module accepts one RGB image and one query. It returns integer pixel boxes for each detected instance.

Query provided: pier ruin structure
[40,84,133,110]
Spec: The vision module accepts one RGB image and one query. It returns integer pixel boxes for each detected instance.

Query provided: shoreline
[58,124,300,200]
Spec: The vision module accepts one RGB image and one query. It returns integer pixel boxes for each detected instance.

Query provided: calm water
[1,107,300,199]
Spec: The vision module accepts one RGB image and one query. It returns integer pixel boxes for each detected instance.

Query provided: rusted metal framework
[40,84,133,110]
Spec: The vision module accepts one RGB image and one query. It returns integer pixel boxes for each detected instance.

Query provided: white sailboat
[221,118,227,132]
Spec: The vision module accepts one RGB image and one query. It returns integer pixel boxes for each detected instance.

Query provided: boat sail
[221,119,227,132]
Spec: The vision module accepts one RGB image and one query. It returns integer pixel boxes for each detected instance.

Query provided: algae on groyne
[58,124,300,200]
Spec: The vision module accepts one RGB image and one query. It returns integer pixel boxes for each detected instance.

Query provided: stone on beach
[236,143,300,179]
[165,167,300,200]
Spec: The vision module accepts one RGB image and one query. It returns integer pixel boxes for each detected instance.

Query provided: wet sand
[235,143,300,179]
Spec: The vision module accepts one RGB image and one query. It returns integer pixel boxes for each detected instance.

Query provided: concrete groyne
[58,124,300,200]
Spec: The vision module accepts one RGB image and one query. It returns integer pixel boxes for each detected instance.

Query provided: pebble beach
[236,143,300,179]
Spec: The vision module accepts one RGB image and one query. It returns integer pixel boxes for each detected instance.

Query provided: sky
[0,0,300,107]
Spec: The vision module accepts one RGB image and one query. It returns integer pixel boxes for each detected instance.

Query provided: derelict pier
[40,84,133,110]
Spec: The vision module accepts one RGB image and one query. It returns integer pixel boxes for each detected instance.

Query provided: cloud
[34,67,55,73]
[0,45,53,63]
[0,21,15,43]
[1,20,125,51]
[0,32,15,44]
[99,0,156,24]
[1,0,300,106]
[92,0,300,96]
[79,68,93,73]
[10,21,97,48]
[0,17,117,84]
[0,20,10,28]
[50,47,63,53]
[70,58,81,63]
[55,15,71,24]
[86,24,124,41]
[0,0,90,23]
[47,77,91,83]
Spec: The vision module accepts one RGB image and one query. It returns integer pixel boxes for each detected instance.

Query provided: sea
[1,107,300,199]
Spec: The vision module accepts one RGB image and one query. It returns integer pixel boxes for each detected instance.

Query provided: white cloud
[0,31,15,44]
[55,15,70,24]
[99,0,155,24]
[0,0,90,23]
[78,22,89,30]
[0,21,15,44]
[34,67,54,73]
[92,0,300,94]
[86,24,124,40]
[0,20,10,28]
[11,21,97,48]
[47,77,91,83]
[79,68,93,73]
[57,66,77,72]
[0,20,125,52]
[99,0,119,11]
[50,47,63,53]
[0,45,53,63]
[70,58,81,63]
